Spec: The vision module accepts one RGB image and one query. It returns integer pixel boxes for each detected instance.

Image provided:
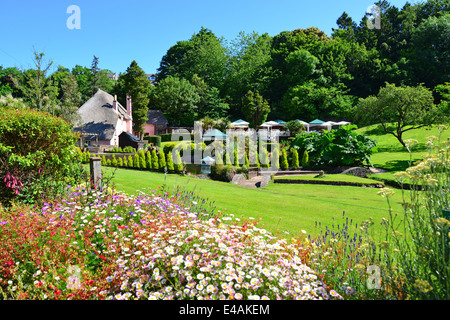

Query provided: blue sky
[1,0,418,75]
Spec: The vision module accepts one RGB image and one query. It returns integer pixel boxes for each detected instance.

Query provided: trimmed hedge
[143,135,161,147]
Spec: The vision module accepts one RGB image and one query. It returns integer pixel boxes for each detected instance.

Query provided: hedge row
[100,149,183,172]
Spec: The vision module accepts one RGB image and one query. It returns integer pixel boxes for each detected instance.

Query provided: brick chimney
[113,95,118,112]
[126,95,132,118]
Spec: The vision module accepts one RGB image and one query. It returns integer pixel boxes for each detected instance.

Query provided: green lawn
[275,174,381,184]
[98,166,404,239]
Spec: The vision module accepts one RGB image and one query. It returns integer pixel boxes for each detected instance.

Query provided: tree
[241,90,270,128]
[285,120,305,137]
[157,27,228,90]
[150,76,200,126]
[409,14,450,89]
[122,61,151,137]
[0,67,21,97]
[59,73,82,125]
[20,51,58,113]
[191,74,229,119]
[355,83,439,147]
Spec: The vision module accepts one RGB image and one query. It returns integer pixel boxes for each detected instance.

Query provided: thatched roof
[146,110,168,126]
[74,89,131,141]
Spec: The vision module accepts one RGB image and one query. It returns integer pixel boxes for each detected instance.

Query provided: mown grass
[98,166,403,239]
[274,174,381,184]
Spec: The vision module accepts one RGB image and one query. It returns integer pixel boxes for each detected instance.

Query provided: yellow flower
[377,188,395,198]
[413,279,433,294]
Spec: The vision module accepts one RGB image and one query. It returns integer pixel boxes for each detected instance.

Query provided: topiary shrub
[302,150,310,168]
[111,154,118,167]
[166,151,174,171]
[151,150,159,170]
[0,107,84,206]
[158,151,166,171]
[173,150,183,173]
[280,149,289,170]
[117,157,123,167]
[133,154,140,169]
[291,148,300,169]
[146,151,152,170]
[127,155,133,168]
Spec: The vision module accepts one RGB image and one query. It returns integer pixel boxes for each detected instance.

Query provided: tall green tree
[122,60,151,137]
[20,51,58,113]
[157,27,228,90]
[241,90,270,128]
[149,76,200,126]
[355,83,439,147]
[59,73,82,125]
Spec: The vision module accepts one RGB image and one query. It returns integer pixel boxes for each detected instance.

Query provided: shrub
[138,150,146,169]
[117,157,123,167]
[143,135,161,147]
[0,107,84,206]
[101,155,107,166]
[173,151,183,172]
[151,150,159,170]
[123,146,135,153]
[272,148,280,170]
[291,125,377,167]
[166,151,174,171]
[210,164,238,182]
[133,154,140,169]
[111,155,118,167]
[158,151,166,170]
[302,150,310,168]
[280,149,289,170]
[127,155,133,168]
[291,148,300,169]
[146,151,152,170]
[106,159,112,166]
[224,152,232,166]
[163,142,179,155]
[233,149,239,167]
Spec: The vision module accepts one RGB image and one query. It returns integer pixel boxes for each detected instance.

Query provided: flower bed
[0,186,342,300]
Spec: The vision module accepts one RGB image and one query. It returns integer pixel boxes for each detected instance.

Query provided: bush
[143,135,161,147]
[151,150,159,170]
[302,150,309,168]
[123,146,136,153]
[127,155,133,168]
[145,151,152,170]
[0,107,84,206]
[210,165,237,182]
[167,151,174,171]
[117,157,123,167]
[280,149,289,170]
[101,155,107,166]
[291,148,300,169]
[111,155,118,167]
[291,125,377,167]
[158,151,166,170]
[173,151,183,172]
[133,154,140,169]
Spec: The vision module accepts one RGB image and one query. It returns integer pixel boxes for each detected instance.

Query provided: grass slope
[101,167,404,238]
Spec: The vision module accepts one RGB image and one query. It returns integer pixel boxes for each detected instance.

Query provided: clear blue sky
[1,0,418,75]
